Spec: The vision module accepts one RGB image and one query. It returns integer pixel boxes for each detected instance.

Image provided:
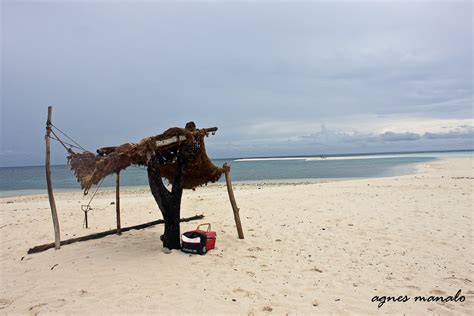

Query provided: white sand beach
[0,158,473,314]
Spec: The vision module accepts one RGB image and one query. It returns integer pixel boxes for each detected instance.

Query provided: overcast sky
[1,0,473,166]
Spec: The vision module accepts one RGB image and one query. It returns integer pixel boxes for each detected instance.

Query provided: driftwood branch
[96,127,218,155]
[27,214,204,254]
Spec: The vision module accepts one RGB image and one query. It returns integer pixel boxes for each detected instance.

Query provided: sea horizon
[1,149,472,198]
[1,148,472,169]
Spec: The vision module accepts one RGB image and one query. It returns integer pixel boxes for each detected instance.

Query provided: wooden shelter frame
[30,106,244,254]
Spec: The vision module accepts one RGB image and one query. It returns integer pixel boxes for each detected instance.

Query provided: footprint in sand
[262,306,273,312]
[233,287,251,298]
[52,299,67,308]
[0,299,13,310]
[28,302,48,311]
[233,287,262,299]
[79,289,88,296]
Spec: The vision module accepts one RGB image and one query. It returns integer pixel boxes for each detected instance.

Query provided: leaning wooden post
[45,106,61,249]
[223,163,244,239]
[116,171,122,235]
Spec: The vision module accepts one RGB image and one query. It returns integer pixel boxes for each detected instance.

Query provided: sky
[1,0,473,167]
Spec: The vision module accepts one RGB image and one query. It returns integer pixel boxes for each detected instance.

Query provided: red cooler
[195,223,216,251]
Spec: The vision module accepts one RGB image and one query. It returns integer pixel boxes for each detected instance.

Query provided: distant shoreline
[0,157,441,198]
[230,148,473,162]
[0,149,472,169]
[1,152,472,198]
[0,178,347,199]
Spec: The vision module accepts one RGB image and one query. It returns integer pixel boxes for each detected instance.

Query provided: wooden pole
[84,211,88,229]
[116,171,122,235]
[223,163,244,239]
[45,106,61,249]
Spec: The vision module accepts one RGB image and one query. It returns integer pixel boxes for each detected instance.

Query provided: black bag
[181,231,208,255]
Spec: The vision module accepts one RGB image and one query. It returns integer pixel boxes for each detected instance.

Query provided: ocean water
[0,150,472,197]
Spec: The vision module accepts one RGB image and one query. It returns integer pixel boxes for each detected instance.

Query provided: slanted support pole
[116,171,122,235]
[45,106,61,249]
[223,163,244,239]
[28,214,205,254]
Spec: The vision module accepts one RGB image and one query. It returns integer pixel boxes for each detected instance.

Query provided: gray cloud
[1,0,472,166]
[381,132,421,141]
[424,127,474,140]
[286,124,473,155]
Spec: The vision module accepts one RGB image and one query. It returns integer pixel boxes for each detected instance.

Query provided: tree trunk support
[147,154,186,250]
[223,163,244,239]
[45,106,61,249]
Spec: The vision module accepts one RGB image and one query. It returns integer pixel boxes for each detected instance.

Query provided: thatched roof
[68,124,224,194]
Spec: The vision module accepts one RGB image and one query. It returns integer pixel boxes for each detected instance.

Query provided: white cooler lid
[182,234,201,244]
